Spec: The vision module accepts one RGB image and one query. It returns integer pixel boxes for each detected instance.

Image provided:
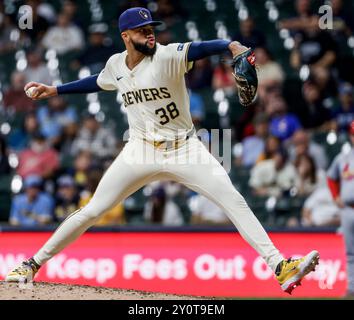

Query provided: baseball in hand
[25,87,37,98]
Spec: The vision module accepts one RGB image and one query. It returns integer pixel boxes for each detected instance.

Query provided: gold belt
[144,138,186,150]
[143,127,196,151]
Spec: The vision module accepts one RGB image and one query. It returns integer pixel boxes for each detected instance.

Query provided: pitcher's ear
[121,31,130,40]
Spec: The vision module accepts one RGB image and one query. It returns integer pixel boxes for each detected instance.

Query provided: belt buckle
[152,140,180,150]
[153,141,164,149]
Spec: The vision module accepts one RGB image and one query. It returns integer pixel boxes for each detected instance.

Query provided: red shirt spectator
[17,134,59,179]
[3,71,36,112]
[212,60,235,95]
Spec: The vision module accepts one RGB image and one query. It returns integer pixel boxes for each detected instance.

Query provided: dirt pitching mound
[0,281,206,300]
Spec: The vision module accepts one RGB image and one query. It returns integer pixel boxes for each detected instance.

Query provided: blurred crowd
[0,0,353,229]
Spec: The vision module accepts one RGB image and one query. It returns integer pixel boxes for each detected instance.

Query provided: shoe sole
[5,274,32,282]
[5,275,24,282]
[5,270,35,283]
[281,250,320,295]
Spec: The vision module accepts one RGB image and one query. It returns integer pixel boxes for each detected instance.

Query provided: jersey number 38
[155,102,180,125]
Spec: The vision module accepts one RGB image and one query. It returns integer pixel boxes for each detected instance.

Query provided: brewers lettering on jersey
[7,7,319,295]
[97,41,194,141]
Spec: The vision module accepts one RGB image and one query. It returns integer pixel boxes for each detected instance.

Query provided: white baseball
[25,87,37,98]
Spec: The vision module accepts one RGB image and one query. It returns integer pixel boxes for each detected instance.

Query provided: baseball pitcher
[6,7,319,294]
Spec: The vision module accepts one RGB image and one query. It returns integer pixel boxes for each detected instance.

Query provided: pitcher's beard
[132,40,156,56]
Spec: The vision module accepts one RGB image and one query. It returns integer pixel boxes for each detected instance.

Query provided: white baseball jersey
[32,42,285,277]
[97,42,194,141]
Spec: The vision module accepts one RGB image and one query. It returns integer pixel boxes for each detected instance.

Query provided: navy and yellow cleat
[5,258,40,283]
[276,250,320,295]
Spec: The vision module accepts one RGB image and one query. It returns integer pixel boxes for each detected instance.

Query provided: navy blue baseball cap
[118,7,162,33]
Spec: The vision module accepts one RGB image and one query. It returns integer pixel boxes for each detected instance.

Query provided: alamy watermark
[120,124,232,175]
[16,4,334,31]
[318,5,333,30]
[18,5,33,30]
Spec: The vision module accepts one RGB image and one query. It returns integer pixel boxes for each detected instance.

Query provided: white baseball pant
[33,136,284,271]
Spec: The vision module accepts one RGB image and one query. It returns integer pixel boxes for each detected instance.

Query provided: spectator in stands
[54,175,79,222]
[293,154,318,196]
[232,17,266,49]
[298,80,332,130]
[267,96,302,141]
[254,47,285,96]
[235,85,282,141]
[212,57,235,95]
[69,150,93,190]
[116,0,147,19]
[278,0,318,36]
[155,29,174,45]
[189,194,231,225]
[330,82,354,134]
[37,96,77,147]
[189,90,205,130]
[328,0,354,84]
[186,58,213,90]
[7,112,39,152]
[256,135,281,164]
[23,48,53,85]
[290,25,337,71]
[17,133,59,179]
[41,13,84,55]
[61,0,85,31]
[233,99,267,141]
[295,0,314,17]
[144,186,184,226]
[79,168,125,226]
[58,122,79,157]
[288,129,328,170]
[71,23,116,74]
[22,0,51,42]
[329,0,353,42]
[155,0,187,28]
[301,176,341,227]
[3,71,36,113]
[0,7,15,54]
[249,148,298,197]
[9,175,54,226]
[0,12,28,54]
[71,114,117,159]
[0,135,11,175]
[240,113,269,168]
[35,0,56,24]
[149,181,192,216]
[310,66,338,101]
[100,155,118,174]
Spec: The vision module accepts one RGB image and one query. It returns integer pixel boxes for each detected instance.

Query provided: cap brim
[25,184,41,188]
[123,20,163,31]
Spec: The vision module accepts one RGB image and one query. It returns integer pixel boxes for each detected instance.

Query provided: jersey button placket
[131,73,136,88]
[162,149,169,167]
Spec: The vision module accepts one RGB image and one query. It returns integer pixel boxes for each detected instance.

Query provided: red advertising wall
[0,232,347,297]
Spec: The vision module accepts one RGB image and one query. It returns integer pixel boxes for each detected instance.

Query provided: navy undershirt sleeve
[187,40,231,61]
[57,74,102,94]
[57,41,231,93]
